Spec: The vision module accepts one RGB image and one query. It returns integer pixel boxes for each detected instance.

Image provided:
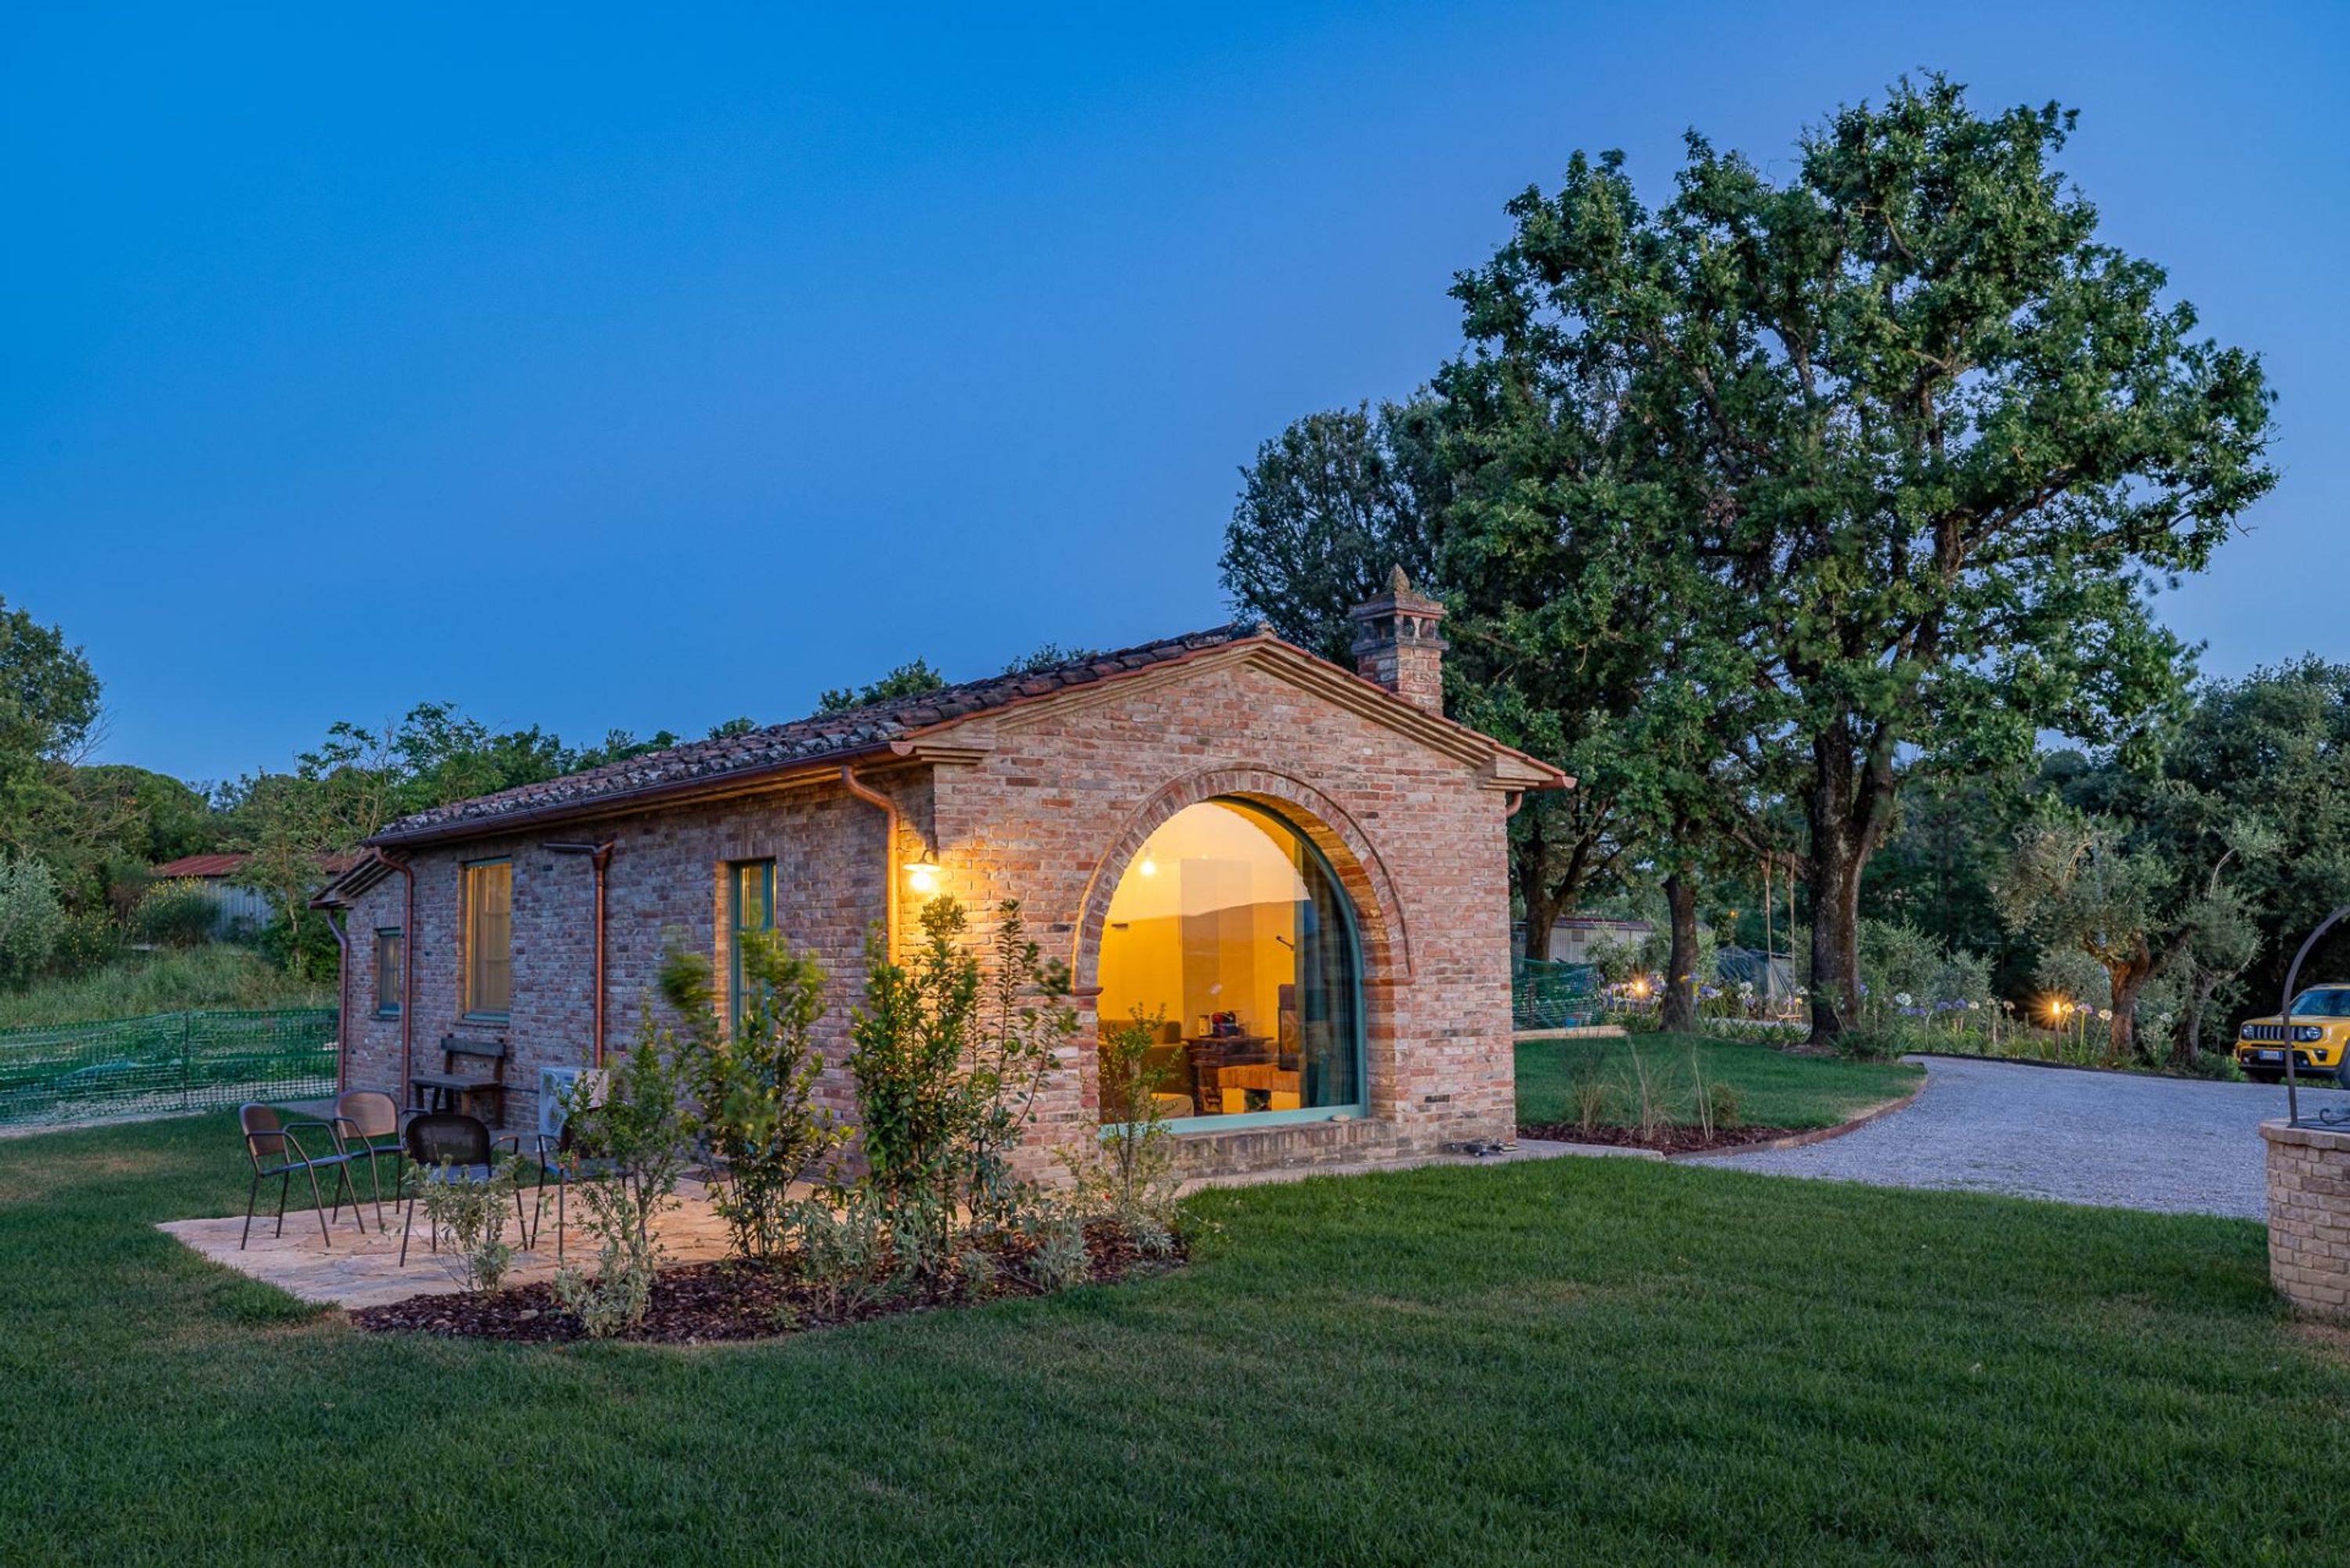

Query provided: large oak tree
[1447,76,2274,1042]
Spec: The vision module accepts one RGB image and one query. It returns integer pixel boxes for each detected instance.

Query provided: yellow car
[2236,985,2350,1084]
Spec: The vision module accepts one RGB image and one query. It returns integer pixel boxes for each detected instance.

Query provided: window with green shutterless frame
[374,928,403,1017]
[730,859,776,1034]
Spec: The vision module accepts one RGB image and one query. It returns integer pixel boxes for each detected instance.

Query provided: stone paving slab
[158,1179,738,1310]
[1683,1054,2350,1219]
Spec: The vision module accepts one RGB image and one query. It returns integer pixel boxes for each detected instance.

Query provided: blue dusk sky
[5,2,2345,784]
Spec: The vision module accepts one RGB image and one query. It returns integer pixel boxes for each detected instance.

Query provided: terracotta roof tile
[371,623,1265,844]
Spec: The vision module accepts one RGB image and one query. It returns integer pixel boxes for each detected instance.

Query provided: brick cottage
[314,574,1567,1180]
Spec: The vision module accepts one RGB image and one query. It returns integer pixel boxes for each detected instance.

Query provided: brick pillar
[2262,1118,2350,1316]
[1347,566,1448,717]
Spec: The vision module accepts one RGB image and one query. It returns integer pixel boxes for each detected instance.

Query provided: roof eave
[362,739,905,851]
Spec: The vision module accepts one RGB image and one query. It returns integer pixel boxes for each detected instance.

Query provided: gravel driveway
[1686,1055,2350,1219]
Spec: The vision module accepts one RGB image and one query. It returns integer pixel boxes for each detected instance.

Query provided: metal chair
[238,1103,365,1251]
[397,1112,532,1266]
[330,1089,403,1229]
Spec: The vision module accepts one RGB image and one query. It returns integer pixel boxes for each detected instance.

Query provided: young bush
[664,930,840,1263]
[1021,1212,1094,1292]
[846,896,1073,1276]
[133,878,217,948]
[1060,1006,1181,1234]
[554,1011,696,1337]
[785,1184,905,1316]
[964,901,1077,1236]
[409,1156,525,1294]
[0,854,66,990]
[47,905,121,981]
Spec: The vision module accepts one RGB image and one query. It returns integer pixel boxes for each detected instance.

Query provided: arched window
[1097,798,1364,1129]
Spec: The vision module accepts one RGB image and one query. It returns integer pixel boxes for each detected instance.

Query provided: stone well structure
[2261,1118,2350,1315]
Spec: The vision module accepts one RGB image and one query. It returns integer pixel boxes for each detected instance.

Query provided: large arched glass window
[1097,798,1364,1129]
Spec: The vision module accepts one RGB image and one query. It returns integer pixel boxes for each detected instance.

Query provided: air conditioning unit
[538,1065,608,1143]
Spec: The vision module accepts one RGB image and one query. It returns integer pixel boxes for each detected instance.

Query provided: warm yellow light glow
[906,861,942,896]
[1137,855,1158,878]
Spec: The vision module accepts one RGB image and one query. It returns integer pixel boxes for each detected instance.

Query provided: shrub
[847,897,1073,1276]
[1021,1212,1093,1292]
[0,854,66,990]
[134,878,217,948]
[787,1183,909,1315]
[408,1157,525,1295]
[665,930,840,1263]
[554,1011,696,1337]
[46,905,121,981]
[1060,1006,1181,1231]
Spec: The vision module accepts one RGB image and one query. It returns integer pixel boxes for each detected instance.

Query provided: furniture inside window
[463,859,512,1019]
[374,928,403,1017]
[730,859,776,1034]
[1096,798,1364,1130]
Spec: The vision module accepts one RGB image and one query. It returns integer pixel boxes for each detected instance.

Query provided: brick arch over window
[1071,765,1413,994]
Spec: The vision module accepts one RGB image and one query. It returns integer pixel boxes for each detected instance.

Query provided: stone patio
[159,1138,1637,1310]
[159,1176,739,1310]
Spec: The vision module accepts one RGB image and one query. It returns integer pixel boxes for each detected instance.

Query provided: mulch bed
[349,1219,1180,1345]
[1520,1121,1805,1155]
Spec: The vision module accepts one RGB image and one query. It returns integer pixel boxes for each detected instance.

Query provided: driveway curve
[1685,1054,2350,1219]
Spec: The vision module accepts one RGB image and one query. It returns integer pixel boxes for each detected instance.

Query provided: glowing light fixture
[906,859,942,897]
[1137,854,1158,878]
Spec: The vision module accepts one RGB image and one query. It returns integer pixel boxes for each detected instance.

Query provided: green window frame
[462,858,513,1021]
[730,859,776,1034]
[374,928,403,1017]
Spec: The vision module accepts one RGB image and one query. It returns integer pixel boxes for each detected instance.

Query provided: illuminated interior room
[1095,798,1363,1127]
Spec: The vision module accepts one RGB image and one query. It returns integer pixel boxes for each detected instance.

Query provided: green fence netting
[1512,958,1602,1031]
[0,1008,336,1129]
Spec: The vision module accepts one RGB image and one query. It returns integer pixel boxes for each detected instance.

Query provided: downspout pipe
[838,764,900,959]
[374,849,417,1101]
[324,909,352,1092]
[545,841,616,1067]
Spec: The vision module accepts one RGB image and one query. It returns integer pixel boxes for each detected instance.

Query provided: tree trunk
[1804,724,1894,1050]
[1519,852,1571,962]
[2107,950,2155,1063]
[1806,782,1865,1044]
[2170,973,2218,1073]
[1661,871,1701,1035]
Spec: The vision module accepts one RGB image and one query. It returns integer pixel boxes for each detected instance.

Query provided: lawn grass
[2,1114,2345,1564]
[1515,1030,1925,1132]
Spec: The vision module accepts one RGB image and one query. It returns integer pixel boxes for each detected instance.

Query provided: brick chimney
[1347,566,1448,717]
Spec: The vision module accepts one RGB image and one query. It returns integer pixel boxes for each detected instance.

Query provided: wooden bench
[409,1035,508,1122]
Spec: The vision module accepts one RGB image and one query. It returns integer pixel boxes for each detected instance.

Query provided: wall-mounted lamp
[905,858,942,897]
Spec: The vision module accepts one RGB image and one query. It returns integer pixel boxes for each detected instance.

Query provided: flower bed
[1521,1118,1802,1155]
[351,1217,1181,1344]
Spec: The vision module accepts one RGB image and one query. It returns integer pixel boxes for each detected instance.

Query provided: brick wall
[339,780,896,1136]
[922,654,1518,1179]
[2263,1119,2350,1316]
[337,652,1522,1180]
